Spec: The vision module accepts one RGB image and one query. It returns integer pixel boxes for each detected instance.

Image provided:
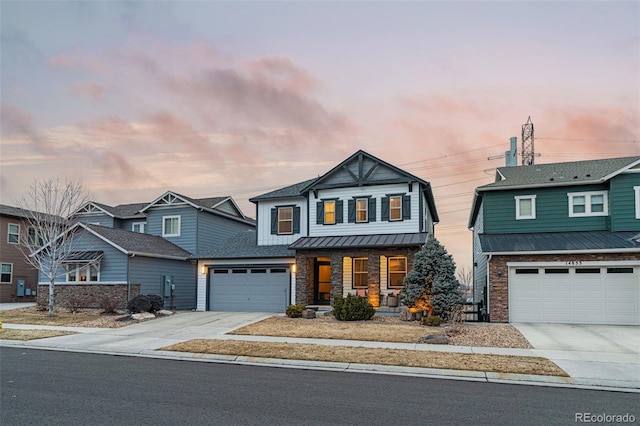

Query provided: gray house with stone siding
[38,191,255,310]
[196,150,439,312]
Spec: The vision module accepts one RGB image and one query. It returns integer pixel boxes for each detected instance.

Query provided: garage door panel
[209,268,289,312]
[509,265,639,325]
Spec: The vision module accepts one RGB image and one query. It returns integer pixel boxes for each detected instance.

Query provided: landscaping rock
[156,310,174,316]
[399,306,411,321]
[423,334,449,345]
[131,312,155,320]
[302,309,316,319]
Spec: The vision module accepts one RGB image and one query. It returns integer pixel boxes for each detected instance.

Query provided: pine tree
[399,237,463,318]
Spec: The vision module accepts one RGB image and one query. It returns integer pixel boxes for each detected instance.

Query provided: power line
[537,137,638,144]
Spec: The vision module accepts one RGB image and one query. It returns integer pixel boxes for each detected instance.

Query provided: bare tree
[15,178,90,316]
[455,265,474,301]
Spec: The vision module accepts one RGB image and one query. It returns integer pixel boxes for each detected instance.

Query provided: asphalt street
[2,348,638,426]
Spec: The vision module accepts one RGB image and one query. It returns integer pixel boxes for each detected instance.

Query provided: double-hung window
[388,257,407,288]
[7,224,19,244]
[356,198,368,222]
[278,207,293,234]
[323,200,336,225]
[353,258,368,288]
[389,196,402,221]
[162,216,181,237]
[1,263,12,283]
[28,227,44,246]
[515,195,536,220]
[568,191,608,217]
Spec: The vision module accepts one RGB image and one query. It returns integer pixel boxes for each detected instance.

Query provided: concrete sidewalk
[1,310,638,392]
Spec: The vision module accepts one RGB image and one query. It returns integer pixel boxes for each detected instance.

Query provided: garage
[208,266,290,312]
[509,265,639,325]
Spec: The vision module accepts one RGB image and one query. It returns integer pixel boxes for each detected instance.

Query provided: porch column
[295,253,312,305]
[367,251,381,307]
[329,252,343,305]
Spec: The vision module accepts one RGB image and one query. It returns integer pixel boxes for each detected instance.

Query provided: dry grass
[0,306,135,328]
[161,340,567,377]
[0,329,77,341]
[230,316,438,343]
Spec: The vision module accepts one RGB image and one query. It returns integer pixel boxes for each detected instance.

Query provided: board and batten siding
[146,206,198,253]
[483,184,610,234]
[129,256,195,310]
[309,182,422,237]
[255,198,307,246]
[610,173,640,231]
[195,210,255,254]
[341,256,389,296]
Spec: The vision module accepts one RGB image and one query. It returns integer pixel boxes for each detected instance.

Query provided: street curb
[2,341,638,393]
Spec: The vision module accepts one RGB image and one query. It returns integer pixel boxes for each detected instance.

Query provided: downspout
[486,254,492,320]
[127,253,135,302]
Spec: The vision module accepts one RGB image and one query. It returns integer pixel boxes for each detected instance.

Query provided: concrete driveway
[513,323,640,389]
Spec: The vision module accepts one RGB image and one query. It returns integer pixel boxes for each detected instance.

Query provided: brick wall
[37,284,142,309]
[489,252,639,323]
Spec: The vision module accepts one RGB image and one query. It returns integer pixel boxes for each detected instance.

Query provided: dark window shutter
[402,195,411,220]
[381,196,390,222]
[336,200,344,223]
[293,206,301,234]
[368,198,376,222]
[270,208,278,234]
[348,199,356,223]
[316,201,324,224]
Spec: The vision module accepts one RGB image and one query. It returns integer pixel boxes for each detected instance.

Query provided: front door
[314,261,331,305]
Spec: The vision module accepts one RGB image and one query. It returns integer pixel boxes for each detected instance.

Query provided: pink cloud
[71,82,105,101]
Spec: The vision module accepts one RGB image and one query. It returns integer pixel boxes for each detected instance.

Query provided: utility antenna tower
[521,116,535,165]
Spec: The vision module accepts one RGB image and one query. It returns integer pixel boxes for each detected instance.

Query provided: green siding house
[469,156,640,325]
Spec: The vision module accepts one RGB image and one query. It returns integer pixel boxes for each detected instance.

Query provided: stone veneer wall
[37,284,142,309]
[489,252,639,323]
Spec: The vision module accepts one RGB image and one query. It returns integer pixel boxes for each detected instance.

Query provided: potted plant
[387,292,399,307]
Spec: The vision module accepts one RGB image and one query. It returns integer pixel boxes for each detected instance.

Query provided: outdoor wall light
[201,266,207,275]
[497,268,503,276]
[291,264,297,273]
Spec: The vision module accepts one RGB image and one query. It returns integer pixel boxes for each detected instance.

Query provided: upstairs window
[356,198,368,222]
[132,222,146,233]
[353,258,368,288]
[28,227,44,246]
[278,207,293,234]
[7,223,19,244]
[515,195,536,220]
[389,196,402,221]
[568,191,608,217]
[324,200,336,225]
[162,215,181,237]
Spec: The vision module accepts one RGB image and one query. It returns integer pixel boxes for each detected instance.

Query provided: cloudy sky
[1,1,638,269]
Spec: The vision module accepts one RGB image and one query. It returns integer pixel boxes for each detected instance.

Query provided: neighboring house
[469,156,640,325]
[0,204,44,302]
[196,150,439,312]
[37,191,255,309]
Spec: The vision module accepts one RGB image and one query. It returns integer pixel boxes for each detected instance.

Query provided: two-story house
[38,191,254,310]
[0,204,45,303]
[469,156,640,325]
[196,150,439,312]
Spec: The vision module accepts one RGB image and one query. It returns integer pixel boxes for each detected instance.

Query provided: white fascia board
[600,158,640,182]
[139,191,194,213]
[485,248,640,256]
[80,223,129,255]
[128,252,190,261]
[507,260,640,267]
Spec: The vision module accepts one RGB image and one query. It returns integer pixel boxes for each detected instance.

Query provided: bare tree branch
[14,178,90,316]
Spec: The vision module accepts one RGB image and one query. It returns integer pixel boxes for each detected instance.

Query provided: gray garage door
[209,267,290,312]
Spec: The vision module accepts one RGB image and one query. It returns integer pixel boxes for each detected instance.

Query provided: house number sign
[565,261,583,266]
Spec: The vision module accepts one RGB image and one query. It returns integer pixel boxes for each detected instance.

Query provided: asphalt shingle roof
[249,178,319,202]
[479,231,640,253]
[85,224,192,259]
[195,230,294,259]
[479,156,640,191]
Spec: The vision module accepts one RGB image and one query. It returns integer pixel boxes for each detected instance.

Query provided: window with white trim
[28,227,44,246]
[635,186,640,219]
[568,191,608,217]
[388,257,407,288]
[66,263,100,282]
[353,258,368,288]
[389,196,402,221]
[515,195,536,220]
[356,198,368,222]
[1,263,12,283]
[162,215,181,237]
[7,223,19,244]
[132,222,146,233]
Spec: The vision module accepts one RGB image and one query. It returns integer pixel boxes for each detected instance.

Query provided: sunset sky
[1,1,638,270]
